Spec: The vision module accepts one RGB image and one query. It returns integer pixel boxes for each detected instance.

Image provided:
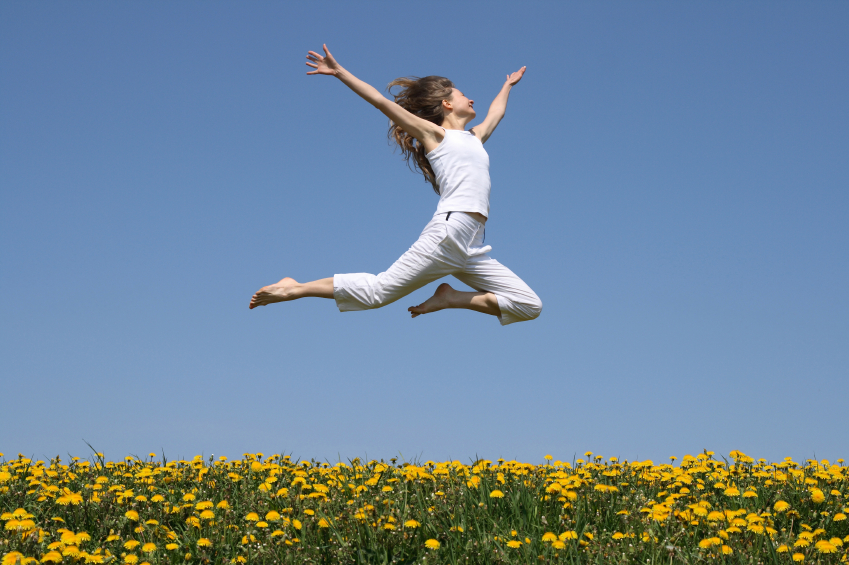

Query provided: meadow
[1,450,847,564]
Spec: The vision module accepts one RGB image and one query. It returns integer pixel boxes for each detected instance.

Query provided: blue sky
[1,1,847,465]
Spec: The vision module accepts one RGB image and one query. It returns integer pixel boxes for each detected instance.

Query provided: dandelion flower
[292,519,302,530]
[41,552,63,563]
[792,553,804,562]
[811,489,825,503]
[774,500,790,512]
[833,513,846,521]
[425,539,440,550]
[124,511,139,522]
[552,540,566,549]
[197,539,212,548]
[489,490,504,498]
[612,532,625,540]
[165,544,178,551]
[541,532,557,542]
[815,541,836,553]
[216,500,230,509]
[124,541,140,550]
[404,520,420,528]
[2,553,24,565]
[265,511,281,522]
[124,555,138,564]
[506,540,522,548]
[559,531,577,541]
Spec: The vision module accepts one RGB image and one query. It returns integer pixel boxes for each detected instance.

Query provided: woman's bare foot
[408,283,455,318]
[249,277,301,309]
[408,282,502,318]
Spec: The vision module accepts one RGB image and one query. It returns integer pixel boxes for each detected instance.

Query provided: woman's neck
[441,114,471,131]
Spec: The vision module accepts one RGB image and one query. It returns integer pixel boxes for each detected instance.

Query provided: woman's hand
[505,66,526,86]
[305,44,341,76]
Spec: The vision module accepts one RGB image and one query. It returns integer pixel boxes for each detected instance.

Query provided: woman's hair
[386,75,455,194]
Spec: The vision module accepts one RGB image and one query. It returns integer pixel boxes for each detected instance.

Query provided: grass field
[1,450,847,564]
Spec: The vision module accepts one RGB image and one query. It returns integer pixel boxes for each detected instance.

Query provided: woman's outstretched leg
[249,277,334,309]
[408,283,501,318]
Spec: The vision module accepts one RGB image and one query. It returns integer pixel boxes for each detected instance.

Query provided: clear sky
[1,1,847,465]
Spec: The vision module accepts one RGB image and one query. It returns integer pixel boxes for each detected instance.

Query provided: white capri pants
[334,212,542,325]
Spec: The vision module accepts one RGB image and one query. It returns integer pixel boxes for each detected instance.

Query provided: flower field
[1,450,847,564]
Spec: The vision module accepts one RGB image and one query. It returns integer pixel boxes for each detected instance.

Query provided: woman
[249,44,542,325]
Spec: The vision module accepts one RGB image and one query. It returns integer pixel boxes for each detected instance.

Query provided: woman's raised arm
[306,45,442,145]
[469,66,526,144]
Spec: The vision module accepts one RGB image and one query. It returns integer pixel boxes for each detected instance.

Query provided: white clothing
[334,213,542,325]
[428,128,491,218]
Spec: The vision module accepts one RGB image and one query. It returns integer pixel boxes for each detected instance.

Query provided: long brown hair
[386,75,454,194]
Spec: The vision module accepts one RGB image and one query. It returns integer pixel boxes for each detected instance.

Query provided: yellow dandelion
[265,511,281,522]
[41,551,63,563]
[424,539,440,550]
[404,520,420,528]
[292,519,302,530]
[197,539,212,548]
[303,509,315,516]
[318,518,331,528]
[552,540,566,549]
[792,553,804,562]
[774,500,790,512]
[216,500,230,509]
[811,489,825,503]
[382,523,395,530]
[721,545,733,555]
[2,553,24,565]
[542,532,558,542]
[124,555,138,564]
[198,509,215,520]
[124,541,140,550]
[381,486,393,493]
[165,544,178,551]
[244,512,259,521]
[506,540,522,548]
[489,490,504,498]
[612,532,625,540]
[829,537,843,547]
[559,531,578,541]
[794,538,811,547]
[271,530,284,537]
[256,521,268,528]
[815,541,836,553]
[195,501,213,510]
[141,543,156,553]
[833,513,846,521]
[181,494,195,502]
[124,511,139,522]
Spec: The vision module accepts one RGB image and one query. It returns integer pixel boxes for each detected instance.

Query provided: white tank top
[426,128,491,218]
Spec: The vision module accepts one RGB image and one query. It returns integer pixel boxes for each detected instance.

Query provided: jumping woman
[249,44,542,325]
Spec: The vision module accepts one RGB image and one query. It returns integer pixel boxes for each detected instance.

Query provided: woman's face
[447,89,475,118]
